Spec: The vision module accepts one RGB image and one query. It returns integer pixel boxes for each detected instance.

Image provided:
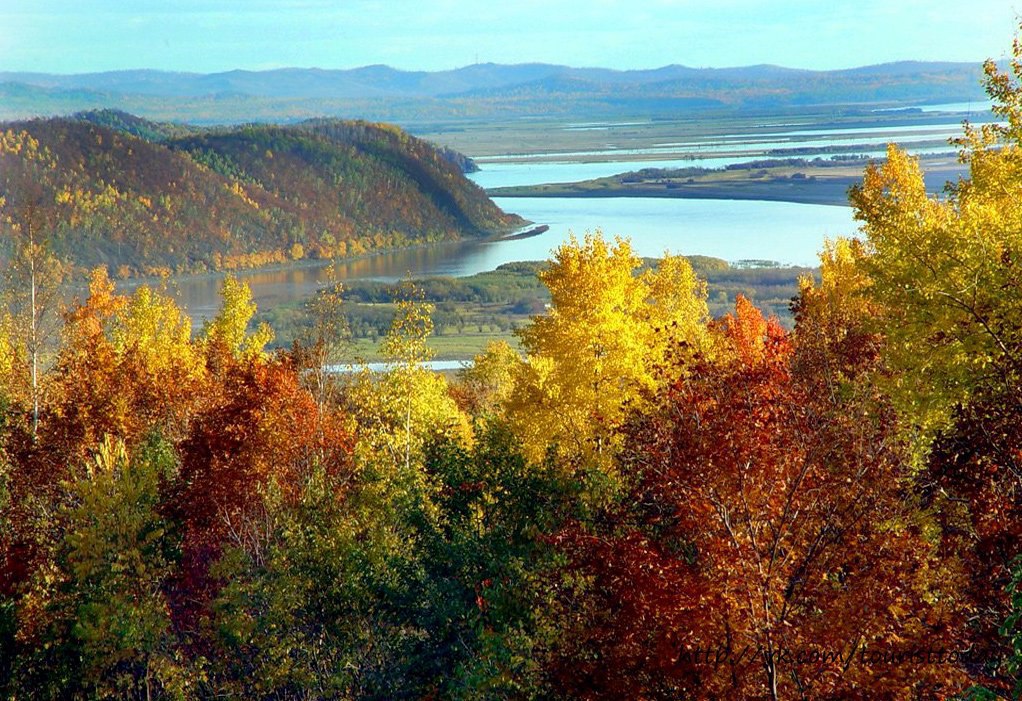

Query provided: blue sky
[2,0,1019,74]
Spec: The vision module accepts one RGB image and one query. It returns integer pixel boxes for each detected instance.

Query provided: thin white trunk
[405,395,411,473]
[29,222,38,439]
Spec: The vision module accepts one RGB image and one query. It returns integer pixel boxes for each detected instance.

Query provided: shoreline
[115,224,530,291]
[486,157,968,208]
[488,183,857,208]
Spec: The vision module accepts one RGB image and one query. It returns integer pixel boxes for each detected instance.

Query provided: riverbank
[255,255,816,366]
[490,178,858,206]
[114,226,527,294]
[486,154,967,208]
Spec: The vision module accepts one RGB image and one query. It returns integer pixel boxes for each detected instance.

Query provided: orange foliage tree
[171,355,352,627]
[550,298,964,700]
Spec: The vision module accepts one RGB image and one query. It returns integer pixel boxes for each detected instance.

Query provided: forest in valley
[2,41,1022,701]
[0,112,519,278]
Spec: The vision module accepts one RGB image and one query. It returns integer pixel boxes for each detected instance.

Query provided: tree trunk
[29,220,38,439]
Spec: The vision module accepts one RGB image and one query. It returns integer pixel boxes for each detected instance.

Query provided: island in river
[486,154,967,207]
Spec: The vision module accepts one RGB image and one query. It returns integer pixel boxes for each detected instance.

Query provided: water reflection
[136,197,857,323]
[123,238,500,323]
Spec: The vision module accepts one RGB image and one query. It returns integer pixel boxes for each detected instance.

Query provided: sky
[1,0,1019,75]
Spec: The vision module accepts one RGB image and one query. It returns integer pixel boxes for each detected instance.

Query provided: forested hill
[0,112,520,277]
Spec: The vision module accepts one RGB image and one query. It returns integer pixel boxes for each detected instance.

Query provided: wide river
[154,110,995,320]
[163,196,856,321]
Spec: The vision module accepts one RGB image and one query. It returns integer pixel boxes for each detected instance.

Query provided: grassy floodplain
[257,257,815,361]
[486,153,967,206]
[413,108,982,161]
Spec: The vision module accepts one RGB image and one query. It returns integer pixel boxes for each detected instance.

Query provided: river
[160,197,856,322]
[148,113,990,321]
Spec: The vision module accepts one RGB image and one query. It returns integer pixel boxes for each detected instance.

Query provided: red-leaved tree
[550,298,965,700]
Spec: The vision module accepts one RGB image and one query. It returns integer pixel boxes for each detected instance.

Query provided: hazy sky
[2,0,1019,74]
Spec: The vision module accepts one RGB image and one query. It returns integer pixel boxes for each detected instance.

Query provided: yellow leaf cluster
[112,285,203,382]
[847,54,1022,457]
[508,231,709,464]
[202,275,274,360]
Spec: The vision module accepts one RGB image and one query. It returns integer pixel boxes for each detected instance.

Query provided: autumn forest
[0,112,521,278]
[2,34,1022,701]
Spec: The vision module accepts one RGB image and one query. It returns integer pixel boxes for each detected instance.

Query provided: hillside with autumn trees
[4,40,1022,701]
[0,111,522,278]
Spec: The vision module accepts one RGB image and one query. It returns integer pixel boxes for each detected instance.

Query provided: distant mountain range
[0,62,991,125]
[0,111,521,277]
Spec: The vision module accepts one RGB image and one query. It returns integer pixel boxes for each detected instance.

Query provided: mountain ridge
[0,61,991,125]
[0,60,986,96]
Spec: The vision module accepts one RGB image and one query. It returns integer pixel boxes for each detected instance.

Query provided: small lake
[489,197,856,267]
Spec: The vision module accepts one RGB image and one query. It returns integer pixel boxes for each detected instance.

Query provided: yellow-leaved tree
[791,237,883,395]
[453,340,520,418]
[202,275,274,362]
[849,88,1022,457]
[113,286,199,372]
[345,281,469,477]
[112,285,206,433]
[843,37,1022,690]
[507,232,709,466]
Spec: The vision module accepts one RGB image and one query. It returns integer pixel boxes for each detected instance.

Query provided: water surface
[161,197,856,322]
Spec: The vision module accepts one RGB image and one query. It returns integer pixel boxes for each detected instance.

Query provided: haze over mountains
[0,61,991,124]
[0,62,983,98]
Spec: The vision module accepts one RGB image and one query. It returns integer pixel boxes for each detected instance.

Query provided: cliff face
[0,112,521,277]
